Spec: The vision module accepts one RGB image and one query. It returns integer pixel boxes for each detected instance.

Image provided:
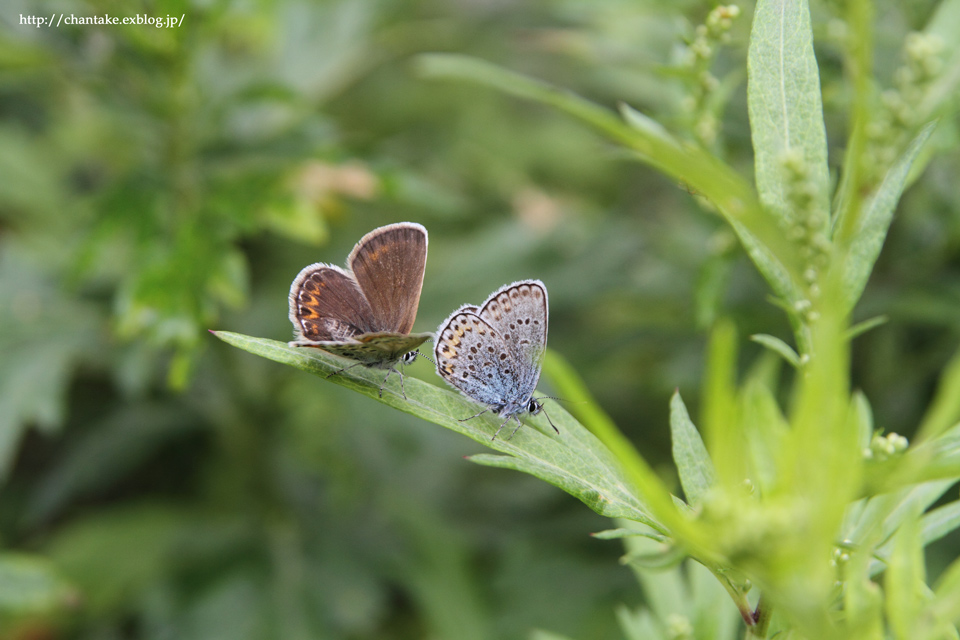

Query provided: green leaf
[590,527,667,542]
[750,333,801,368]
[917,345,960,442]
[873,500,960,576]
[842,124,936,311]
[933,555,960,630]
[885,509,925,639]
[540,350,701,547]
[922,0,960,123]
[851,390,875,452]
[847,478,956,576]
[747,0,830,223]
[621,544,687,571]
[670,391,716,506]
[212,332,658,529]
[0,247,101,482]
[0,553,73,614]
[617,604,666,640]
[740,378,789,495]
[689,561,741,640]
[618,102,674,143]
[702,319,746,488]
[731,220,806,313]
[623,537,688,622]
[845,315,888,341]
[927,0,960,45]
[863,422,960,491]
[920,500,960,547]
[416,53,805,302]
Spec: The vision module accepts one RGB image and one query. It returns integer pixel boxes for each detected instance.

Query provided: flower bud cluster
[862,432,909,461]
[680,5,741,147]
[830,544,852,568]
[780,150,830,316]
[865,33,944,182]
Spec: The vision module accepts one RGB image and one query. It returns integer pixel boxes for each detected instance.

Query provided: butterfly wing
[349,222,428,334]
[288,263,377,342]
[476,280,548,396]
[435,309,525,410]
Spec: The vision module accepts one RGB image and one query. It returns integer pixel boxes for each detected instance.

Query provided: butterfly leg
[378,365,407,400]
[459,407,491,424]
[506,416,526,440]
[325,362,364,380]
[492,415,514,441]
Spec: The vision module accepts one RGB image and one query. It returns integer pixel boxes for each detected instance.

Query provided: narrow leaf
[845,315,888,341]
[590,527,667,543]
[842,124,936,310]
[702,319,745,487]
[623,536,689,623]
[731,219,806,311]
[416,53,806,303]
[213,332,656,529]
[541,350,703,546]
[618,102,673,142]
[885,509,925,639]
[922,501,960,547]
[750,333,801,368]
[466,454,658,527]
[747,0,830,223]
[740,378,789,494]
[849,478,956,573]
[927,0,960,45]
[617,605,666,640]
[851,391,875,452]
[670,391,717,506]
[690,561,741,640]
[933,555,960,628]
[621,545,687,571]
[917,345,960,442]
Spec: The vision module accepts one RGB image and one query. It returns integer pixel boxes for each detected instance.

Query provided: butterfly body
[434,280,553,439]
[289,222,428,395]
[293,332,431,369]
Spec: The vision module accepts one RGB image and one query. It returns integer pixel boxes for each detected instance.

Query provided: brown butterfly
[289,222,431,397]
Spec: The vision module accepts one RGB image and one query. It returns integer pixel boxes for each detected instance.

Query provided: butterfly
[434,280,558,440]
[289,222,431,397]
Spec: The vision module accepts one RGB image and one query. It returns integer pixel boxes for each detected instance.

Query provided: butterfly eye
[527,399,542,415]
[402,351,418,365]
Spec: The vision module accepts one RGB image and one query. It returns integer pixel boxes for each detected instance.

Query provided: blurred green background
[2,0,959,638]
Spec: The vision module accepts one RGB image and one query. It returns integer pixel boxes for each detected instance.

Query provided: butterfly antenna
[536,395,583,406]
[418,352,436,365]
[539,405,560,435]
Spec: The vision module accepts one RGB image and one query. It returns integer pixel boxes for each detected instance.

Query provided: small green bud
[666,613,694,640]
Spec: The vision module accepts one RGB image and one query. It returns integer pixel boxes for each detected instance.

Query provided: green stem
[747,593,773,638]
[709,567,755,629]
[416,53,806,291]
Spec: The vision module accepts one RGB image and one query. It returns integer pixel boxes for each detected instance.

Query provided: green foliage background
[2,0,960,638]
